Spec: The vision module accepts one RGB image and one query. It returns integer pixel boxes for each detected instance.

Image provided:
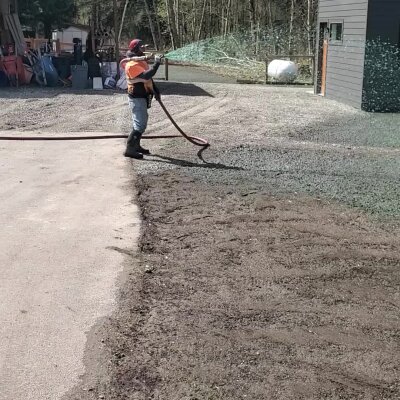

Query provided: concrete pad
[0,137,139,400]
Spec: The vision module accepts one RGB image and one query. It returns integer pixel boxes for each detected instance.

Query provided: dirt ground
[1,81,400,399]
[129,172,400,400]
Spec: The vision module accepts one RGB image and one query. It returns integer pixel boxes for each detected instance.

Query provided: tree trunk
[90,0,96,54]
[152,0,163,49]
[118,0,129,44]
[266,0,273,28]
[248,0,257,53]
[174,0,181,47]
[220,1,224,36]
[307,0,313,55]
[224,0,232,37]
[43,20,52,40]
[113,0,120,70]
[191,0,196,41]
[197,0,207,42]
[207,0,212,38]
[165,0,179,49]
[288,0,296,55]
[143,0,159,50]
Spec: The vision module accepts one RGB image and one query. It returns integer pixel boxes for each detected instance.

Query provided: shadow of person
[154,81,214,97]
[146,154,245,171]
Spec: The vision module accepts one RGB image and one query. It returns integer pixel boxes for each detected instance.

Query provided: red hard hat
[128,39,143,51]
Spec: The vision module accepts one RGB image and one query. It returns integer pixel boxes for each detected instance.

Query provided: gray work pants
[128,97,148,134]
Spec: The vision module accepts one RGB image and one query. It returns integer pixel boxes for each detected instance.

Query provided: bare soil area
[1,82,399,399]
[111,171,400,399]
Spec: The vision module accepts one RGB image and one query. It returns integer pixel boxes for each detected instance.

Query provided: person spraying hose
[0,41,209,156]
[122,39,164,159]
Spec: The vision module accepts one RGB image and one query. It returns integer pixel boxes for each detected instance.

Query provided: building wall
[52,27,88,53]
[318,0,369,109]
[362,0,400,111]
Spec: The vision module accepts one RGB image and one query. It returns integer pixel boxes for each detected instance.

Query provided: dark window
[330,22,343,43]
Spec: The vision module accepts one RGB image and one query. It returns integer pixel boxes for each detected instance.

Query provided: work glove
[154,54,165,64]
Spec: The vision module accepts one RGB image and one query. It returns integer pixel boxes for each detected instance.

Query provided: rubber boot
[138,139,150,155]
[124,131,143,159]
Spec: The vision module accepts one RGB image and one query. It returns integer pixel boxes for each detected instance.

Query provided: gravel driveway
[1,82,399,399]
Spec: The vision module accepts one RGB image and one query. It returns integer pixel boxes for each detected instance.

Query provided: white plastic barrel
[268,60,299,83]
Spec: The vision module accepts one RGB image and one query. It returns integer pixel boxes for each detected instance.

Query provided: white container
[268,60,299,83]
[93,77,103,90]
[104,76,116,89]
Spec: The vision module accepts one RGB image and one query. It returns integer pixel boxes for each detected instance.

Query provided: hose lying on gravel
[0,98,210,158]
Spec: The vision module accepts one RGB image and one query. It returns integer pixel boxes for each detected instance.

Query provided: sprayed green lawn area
[293,110,400,149]
[215,147,400,218]
[145,84,400,219]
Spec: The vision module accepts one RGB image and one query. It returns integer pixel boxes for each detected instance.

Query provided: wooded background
[19,0,318,57]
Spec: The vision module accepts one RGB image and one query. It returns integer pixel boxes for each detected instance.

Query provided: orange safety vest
[125,60,154,96]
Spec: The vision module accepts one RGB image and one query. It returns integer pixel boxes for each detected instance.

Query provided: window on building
[330,22,343,43]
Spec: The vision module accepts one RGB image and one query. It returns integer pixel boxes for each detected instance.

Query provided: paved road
[0,134,139,400]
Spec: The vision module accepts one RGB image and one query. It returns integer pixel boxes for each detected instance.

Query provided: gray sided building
[315,0,400,112]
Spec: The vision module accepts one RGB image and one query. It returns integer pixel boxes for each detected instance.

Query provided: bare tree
[143,0,159,49]
[164,0,179,49]
[76,0,318,55]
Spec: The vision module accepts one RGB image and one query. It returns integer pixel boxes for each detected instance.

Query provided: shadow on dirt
[155,81,213,97]
[147,154,244,171]
[0,82,213,100]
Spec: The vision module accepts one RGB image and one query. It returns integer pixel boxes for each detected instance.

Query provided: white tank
[268,60,299,83]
